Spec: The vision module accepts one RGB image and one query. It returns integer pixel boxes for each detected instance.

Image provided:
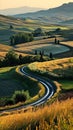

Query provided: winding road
[0,66,56,113]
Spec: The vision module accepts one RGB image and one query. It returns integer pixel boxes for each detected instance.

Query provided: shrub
[33,28,45,37]
[12,90,30,104]
[5,98,14,106]
[4,50,18,66]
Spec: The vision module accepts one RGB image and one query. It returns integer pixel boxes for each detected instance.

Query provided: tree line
[10,26,61,46]
[0,50,54,68]
[10,32,33,45]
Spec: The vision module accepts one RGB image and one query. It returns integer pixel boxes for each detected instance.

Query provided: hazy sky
[0,0,73,9]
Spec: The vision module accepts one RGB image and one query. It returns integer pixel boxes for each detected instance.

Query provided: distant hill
[0,6,44,15]
[14,2,73,24]
[60,19,73,25]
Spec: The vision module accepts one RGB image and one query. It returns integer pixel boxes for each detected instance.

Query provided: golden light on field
[0,98,73,130]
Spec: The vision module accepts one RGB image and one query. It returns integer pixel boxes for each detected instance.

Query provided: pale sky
[0,0,73,9]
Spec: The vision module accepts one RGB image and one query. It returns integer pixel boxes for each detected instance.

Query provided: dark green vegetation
[12,90,30,104]
[0,50,51,67]
[33,28,45,37]
[58,80,73,90]
[0,67,40,107]
[50,28,73,41]
[10,32,33,45]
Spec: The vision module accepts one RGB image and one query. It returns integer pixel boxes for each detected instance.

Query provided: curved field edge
[28,57,73,79]
[0,65,45,111]
[0,98,73,130]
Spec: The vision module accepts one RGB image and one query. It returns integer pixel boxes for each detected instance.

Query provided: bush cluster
[10,32,33,45]
[0,50,51,67]
[0,90,30,106]
[33,28,45,37]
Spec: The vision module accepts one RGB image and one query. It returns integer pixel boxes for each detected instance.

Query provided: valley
[0,2,73,130]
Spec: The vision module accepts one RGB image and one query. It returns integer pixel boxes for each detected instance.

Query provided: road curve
[0,66,56,113]
[20,66,55,106]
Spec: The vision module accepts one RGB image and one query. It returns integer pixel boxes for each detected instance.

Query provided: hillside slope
[0,98,73,130]
[15,2,73,24]
[0,6,44,15]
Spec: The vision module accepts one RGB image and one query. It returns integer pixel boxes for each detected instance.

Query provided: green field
[0,67,40,98]
[58,80,73,90]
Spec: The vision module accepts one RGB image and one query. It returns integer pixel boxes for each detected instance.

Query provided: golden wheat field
[62,41,73,47]
[28,57,73,77]
[0,44,28,58]
[0,44,12,58]
[0,98,73,130]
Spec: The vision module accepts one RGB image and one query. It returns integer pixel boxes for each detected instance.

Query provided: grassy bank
[0,98,73,130]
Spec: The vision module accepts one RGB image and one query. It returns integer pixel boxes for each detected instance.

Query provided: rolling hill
[0,6,44,15]
[0,14,69,44]
[61,19,73,25]
[14,2,73,24]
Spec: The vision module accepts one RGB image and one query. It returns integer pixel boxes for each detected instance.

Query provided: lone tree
[10,25,13,29]
[19,54,23,64]
[55,37,57,44]
[10,36,14,45]
[35,50,38,55]
[55,28,61,32]
[39,50,44,61]
[49,52,53,59]
[58,40,60,44]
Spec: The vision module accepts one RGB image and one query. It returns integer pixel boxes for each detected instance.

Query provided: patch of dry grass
[0,43,29,58]
[28,57,73,78]
[0,44,12,51]
[62,41,73,47]
[0,98,73,130]
[0,44,12,58]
